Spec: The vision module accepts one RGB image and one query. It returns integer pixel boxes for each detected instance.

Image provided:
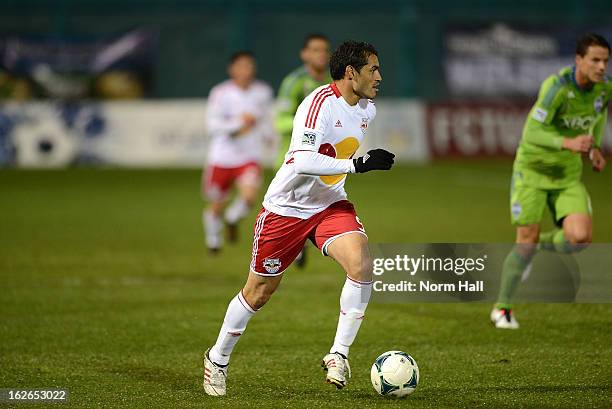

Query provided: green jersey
[515,66,611,189]
[274,66,331,167]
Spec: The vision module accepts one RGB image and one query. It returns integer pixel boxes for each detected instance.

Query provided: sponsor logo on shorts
[302,132,316,146]
[263,258,282,274]
[511,202,522,219]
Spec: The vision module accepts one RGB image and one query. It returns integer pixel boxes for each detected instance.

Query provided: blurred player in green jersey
[492,34,610,329]
[274,34,331,268]
[276,34,332,166]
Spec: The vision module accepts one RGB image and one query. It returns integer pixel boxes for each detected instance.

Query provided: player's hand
[236,113,257,135]
[353,149,395,173]
[590,148,606,172]
[562,135,593,153]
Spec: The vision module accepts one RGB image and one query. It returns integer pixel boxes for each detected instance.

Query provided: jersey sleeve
[592,106,608,149]
[275,75,303,136]
[205,86,242,136]
[295,95,332,152]
[594,81,612,149]
[522,75,567,150]
[293,150,355,175]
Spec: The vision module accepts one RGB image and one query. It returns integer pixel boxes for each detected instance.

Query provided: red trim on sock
[239,290,258,312]
[346,275,373,285]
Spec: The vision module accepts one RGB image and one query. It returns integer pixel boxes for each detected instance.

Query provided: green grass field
[1,161,611,408]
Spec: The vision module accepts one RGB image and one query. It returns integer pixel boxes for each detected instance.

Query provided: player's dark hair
[302,33,329,49]
[229,50,255,65]
[329,41,378,80]
[576,33,611,56]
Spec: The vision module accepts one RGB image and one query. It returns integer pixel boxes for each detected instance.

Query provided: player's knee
[516,226,539,244]
[208,202,224,216]
[565,228,591,245]
[345,255,373,283]
[243,282,277,310]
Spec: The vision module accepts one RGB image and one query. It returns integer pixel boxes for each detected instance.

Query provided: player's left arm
[590,106,607,172]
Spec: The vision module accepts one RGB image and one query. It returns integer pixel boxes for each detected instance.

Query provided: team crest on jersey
[360,118,369,134]
[263,258,282,274]
[302,132,316,146]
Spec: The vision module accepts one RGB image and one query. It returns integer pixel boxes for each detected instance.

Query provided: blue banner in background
[444,23,612,97]
[0,29,157,100]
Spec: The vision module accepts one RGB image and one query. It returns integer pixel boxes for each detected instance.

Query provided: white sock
[330,277,372,358]
[224,198,250,225]
[204,209,223,248]
[209,291,257,366]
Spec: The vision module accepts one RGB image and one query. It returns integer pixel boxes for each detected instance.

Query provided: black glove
[353,149,395,173]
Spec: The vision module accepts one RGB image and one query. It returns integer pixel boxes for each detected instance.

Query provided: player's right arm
[590,102,608,172]
[523,75,592,153]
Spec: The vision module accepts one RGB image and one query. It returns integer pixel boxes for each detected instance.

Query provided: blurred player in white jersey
[203,51,275,253]
[204,41,395,396]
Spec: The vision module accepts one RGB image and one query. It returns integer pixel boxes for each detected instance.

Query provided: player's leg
[326,232,372,356]
[314,201,370,388]
[224,163,262,242]
[204,208,309,396]
[202,166,230,253]
[562,213,592,244]
[208,271,283,367]
[539,183,592,253]
[492,179,545,329]
[204,271,282,396]
[492,225,539,329]
[496,225,539,305]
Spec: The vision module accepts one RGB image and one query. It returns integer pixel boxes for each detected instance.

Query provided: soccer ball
[370,350,419,397]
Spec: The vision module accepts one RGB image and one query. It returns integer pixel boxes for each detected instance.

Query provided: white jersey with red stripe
[263,83,376,219]
[206,79,275,168]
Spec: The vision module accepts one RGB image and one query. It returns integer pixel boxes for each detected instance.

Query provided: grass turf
[0,160,611,408]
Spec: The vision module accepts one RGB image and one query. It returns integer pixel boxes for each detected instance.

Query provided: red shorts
[249,200,367,276]
[203,162,262,201]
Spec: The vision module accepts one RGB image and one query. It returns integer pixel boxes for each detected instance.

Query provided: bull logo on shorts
[263,258,282,274]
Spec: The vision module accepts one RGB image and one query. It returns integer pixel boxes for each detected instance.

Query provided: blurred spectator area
[2,0,611,100]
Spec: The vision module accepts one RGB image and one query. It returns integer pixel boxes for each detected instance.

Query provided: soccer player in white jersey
[203,41,394,396]
[203,51,275,253]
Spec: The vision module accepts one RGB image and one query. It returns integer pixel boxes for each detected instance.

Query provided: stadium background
[1,1,611,408]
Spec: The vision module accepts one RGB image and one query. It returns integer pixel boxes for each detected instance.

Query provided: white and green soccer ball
[370,350,419,397]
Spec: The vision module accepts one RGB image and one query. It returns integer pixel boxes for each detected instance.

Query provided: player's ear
[346,65,354,80]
